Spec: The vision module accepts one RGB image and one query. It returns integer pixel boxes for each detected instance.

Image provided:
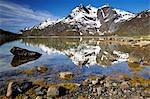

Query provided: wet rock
[34,87,45,96]
[6,81,33,97]
[58,72,74,80]
[10,47,41,67]
[10,47,41,57]
[37,65,48,73]
[47,86,67,97]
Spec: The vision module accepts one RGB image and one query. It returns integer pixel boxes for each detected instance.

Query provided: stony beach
[0,65,149,99]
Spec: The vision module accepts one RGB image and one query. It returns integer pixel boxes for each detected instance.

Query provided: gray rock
[47,86,67,97]
[47,86,59,97]
[34,87,45,96]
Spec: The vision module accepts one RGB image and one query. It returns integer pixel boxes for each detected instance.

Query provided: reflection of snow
[64,45,101,66]
[25,43,65,55]
[25,42,129,67]
[112,50,128,64]
[38,44,65,55]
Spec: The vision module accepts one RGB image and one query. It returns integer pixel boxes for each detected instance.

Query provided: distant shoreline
[22,36,150,46]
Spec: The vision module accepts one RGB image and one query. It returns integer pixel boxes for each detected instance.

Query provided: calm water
[0,37,150,79]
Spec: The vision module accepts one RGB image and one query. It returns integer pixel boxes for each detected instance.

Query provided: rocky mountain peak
[22,4,143,36]
[72,4,90,14]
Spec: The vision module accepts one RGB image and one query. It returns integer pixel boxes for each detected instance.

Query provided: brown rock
[58,72,74,80]
[6,81,14,97]
[36,96,43,99]
[37,65,48,73]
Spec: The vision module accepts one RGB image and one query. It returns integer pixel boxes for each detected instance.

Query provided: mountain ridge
[22,4,149,36]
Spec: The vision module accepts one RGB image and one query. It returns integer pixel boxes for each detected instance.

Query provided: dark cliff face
[97,6,121,34]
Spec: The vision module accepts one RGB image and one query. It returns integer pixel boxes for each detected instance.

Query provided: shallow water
[0,37,150,79]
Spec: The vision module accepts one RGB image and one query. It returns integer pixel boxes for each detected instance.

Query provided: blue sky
[0,0,149,33]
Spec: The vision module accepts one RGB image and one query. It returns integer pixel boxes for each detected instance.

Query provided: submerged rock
[58,72,74,80]
[37,65,48,73]
[10,47,41,67]
[34,87,46,96]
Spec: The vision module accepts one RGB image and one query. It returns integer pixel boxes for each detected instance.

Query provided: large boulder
[10,47,41,57]
[10,47,42,67]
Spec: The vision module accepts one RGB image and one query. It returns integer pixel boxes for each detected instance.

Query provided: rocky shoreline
[0,66,149,99]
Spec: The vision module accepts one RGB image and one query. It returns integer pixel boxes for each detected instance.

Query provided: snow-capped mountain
[63,4,101,34]
[63,4,135,34]
[24,19,57,31]
[22,4,137,36]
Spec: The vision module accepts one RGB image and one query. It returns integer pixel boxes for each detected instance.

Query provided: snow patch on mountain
[113,8,135,23]
[63,4,101,32]
[99,4,110,9]
[36,20,56,29]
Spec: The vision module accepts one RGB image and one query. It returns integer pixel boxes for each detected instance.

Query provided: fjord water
[0,37,150,80]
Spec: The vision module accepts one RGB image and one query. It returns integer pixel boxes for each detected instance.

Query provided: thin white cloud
[0,0,58,32]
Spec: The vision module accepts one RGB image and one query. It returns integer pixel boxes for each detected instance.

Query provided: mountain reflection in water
[0,37,149,78]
